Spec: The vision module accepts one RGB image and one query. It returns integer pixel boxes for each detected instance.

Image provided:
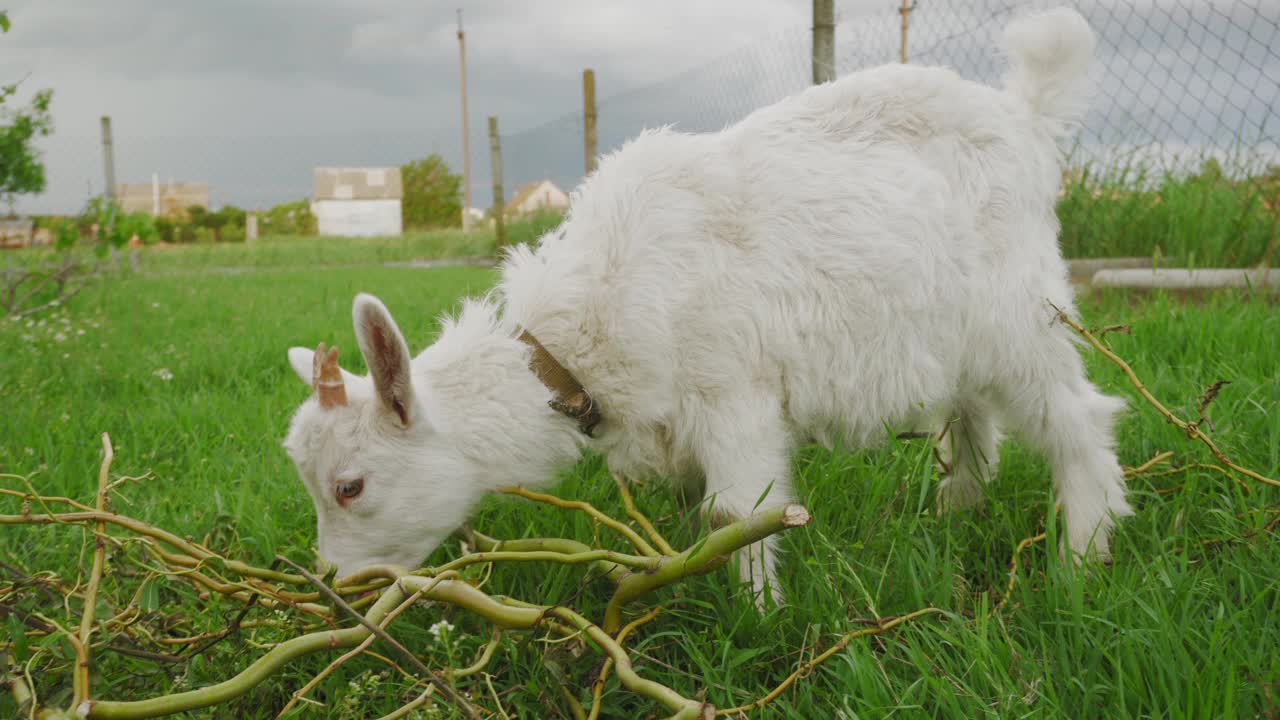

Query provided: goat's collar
[517,330,601,437]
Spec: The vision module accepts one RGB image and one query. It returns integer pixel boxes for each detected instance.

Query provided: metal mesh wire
[502,0,1280,195]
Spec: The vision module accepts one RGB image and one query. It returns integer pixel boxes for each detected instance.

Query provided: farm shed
[0,216,36,248]
[505,179,569,217]
[116,181,209,218]
[312,167,403,237]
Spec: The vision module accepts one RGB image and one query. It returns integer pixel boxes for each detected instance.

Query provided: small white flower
[61,413,71,422]
[53,332,67,342]
[153,368,174,381]
[428,620,454,640]
[77,329,85,335]
[24,447,34,456]
[151,302,160,309]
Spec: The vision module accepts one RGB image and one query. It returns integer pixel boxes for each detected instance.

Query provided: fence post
[488,116,505,251]
[900,0,913,64]
[100,116,117,202]
[457,9,473,230]
[583,69,598,176]
[812,0,835,84]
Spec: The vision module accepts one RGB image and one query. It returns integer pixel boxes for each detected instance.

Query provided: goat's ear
[352,293,414,426]
[287,347,359,388]
[288,347,315,385]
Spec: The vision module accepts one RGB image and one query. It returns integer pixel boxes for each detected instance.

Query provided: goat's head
[283,294,483,579]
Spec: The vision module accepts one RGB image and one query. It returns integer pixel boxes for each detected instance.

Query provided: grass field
[1056,160,1279,268]
[130,212,565,274]
[1,238,1278,719]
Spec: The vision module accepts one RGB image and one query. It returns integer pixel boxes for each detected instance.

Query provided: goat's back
[501,59,1076,465]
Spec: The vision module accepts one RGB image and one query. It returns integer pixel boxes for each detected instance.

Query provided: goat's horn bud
[313,342,348,409]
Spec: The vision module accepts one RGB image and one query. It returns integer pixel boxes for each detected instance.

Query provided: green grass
[1,241,1278,719]
[1057,159,1279,267]
[131,211,564,274]
[136,230,496,272]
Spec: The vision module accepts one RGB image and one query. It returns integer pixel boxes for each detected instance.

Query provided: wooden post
[457,9,473,230]
[583,69,598,176]
[812,0,835,84]
[488,116,504,251]
[100,116,117,202]
[246,213,259,243]
[900,0,913,64]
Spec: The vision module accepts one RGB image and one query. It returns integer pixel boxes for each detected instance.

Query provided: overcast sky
[1,0,832,139]
[3,0,1278,213]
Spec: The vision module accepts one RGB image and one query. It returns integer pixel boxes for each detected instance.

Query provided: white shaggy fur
[283,8,1130,603]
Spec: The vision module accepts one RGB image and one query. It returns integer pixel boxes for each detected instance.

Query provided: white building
[505,179,570,217]
[312,167,403,237]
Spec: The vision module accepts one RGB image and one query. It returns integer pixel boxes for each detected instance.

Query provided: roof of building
[117,182,209,196]
[314,167,403,201]
[115,182,210,215]
[505,179,565,213]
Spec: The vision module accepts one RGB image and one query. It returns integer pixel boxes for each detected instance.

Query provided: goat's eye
[335,478,364,503]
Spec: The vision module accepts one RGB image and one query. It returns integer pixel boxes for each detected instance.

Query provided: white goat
[284,7,1130,604]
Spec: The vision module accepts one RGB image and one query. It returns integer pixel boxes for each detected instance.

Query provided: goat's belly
[783,341,958,450]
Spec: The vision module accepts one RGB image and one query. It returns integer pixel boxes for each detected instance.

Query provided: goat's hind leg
[997,356,1132,560]
[934,393,1004,513]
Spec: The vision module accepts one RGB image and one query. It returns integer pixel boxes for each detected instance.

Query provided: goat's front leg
[689,392,794,609]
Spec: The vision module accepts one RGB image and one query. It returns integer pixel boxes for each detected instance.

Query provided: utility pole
[100,116,117,202]
[900,0,914,64]
[488,116,504,251]
[583,69,598,175]
[812,0,835,84]
[456,9,473,230]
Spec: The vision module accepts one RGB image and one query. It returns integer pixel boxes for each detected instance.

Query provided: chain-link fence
[508,1,1280,185]
[13,2,1280,262]
[501,0,1279,264]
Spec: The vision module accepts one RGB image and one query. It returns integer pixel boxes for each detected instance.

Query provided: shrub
[154,216,175,244]
[505,208,566,247]
[260,199,316,236]
[401,154,462,229]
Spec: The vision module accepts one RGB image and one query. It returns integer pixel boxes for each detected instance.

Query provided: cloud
[4,0,1278,214]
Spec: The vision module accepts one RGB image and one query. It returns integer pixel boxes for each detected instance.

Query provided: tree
[260,198,316,236]
[0,11,55,214]
[401,154,462,229]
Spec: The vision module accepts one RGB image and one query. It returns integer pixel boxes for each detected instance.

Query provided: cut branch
[1053,305,1279,489]
[499,486,661,557]
[714,607,945,716]
[604,504,812,633]
[612,473,678,556]
[275,557,480,719]
[75,433,113,706]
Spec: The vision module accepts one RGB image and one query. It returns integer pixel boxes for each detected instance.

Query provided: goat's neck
[420,318,586,492]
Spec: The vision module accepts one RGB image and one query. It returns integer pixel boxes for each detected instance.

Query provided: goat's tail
[1002,7,1095,135]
